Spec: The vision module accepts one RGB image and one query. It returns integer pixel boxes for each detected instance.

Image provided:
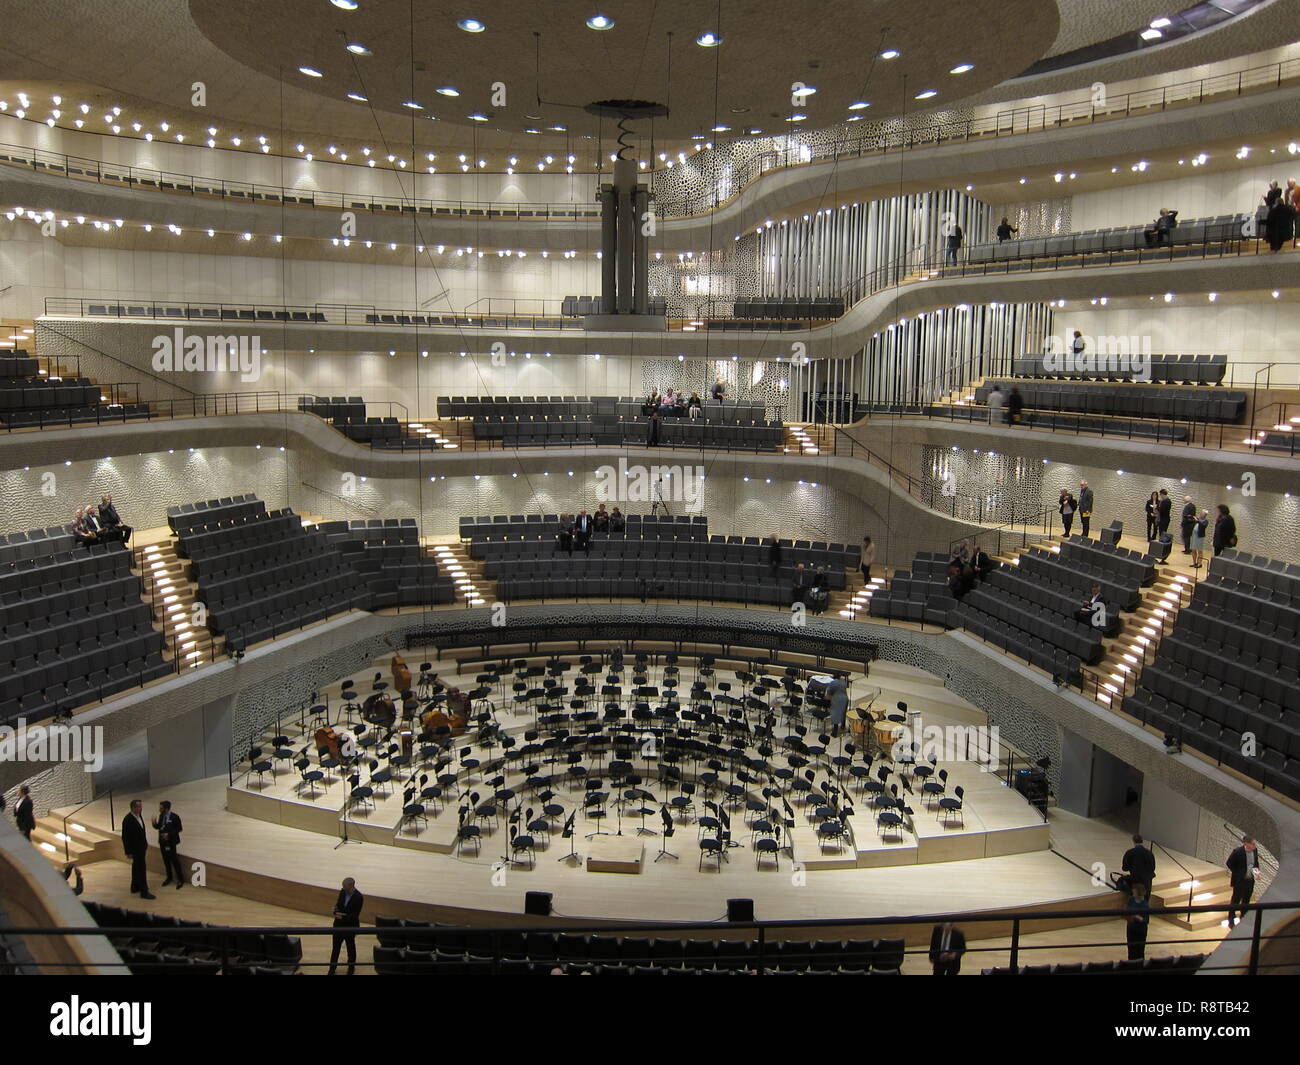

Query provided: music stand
[654,805,678,862]
[557,811,582,864]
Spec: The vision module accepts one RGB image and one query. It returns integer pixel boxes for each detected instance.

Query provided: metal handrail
[5,53,1299,220]
[59,790,112,863]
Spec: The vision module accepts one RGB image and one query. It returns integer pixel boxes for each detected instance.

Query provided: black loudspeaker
[1014,768,1049,811]
[726,898,754,923]
[524,891,553,917]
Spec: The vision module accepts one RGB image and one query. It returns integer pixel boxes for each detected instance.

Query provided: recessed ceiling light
[785,114,806,122]
[848,101,870,110]
[346,92,367,101]
[549,124,566,131]
[791,84,816,97]
[403,100,423,109]
[1150,16,1171,26]
[345,43,371,55]
[331,0,359,9]
[1140,28,1162,40]
[696,32,722,47]
[586,14,614,30]
[468,113,488,121]
[298,66,324,78]
[950,63,974,74]
[458,18,485,32]
[880,49,900,59]
[712,124,730,132]
[915,90,937,100]
[437,86,460,96]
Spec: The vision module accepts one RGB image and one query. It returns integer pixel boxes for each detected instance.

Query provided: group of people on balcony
[555,505,626,552]
[1262,180,1300,251]
[72,494,132,548]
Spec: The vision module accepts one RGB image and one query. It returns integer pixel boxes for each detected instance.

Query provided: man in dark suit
[1226,837,1259,927]
[928,922,966,975]
[1156,489,1172,537]
[1077,481,1094,536]
[1179,496,1197,554]
[121,799,155,899]
[790,563,810,606]
[152,800,184,889]
[1074,586,1106,626]
[13,784,35,840]
[98,493,132,545]
[574,510,593,551]
[329,877,364,975]
[971,542,997,581]
[645,408,661,446]
[1122,834,1156,894]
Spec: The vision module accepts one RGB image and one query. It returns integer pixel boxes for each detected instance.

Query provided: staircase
[430,538,491,606]
[134,540,221,668]
[29,814,118,870]
[405,418,467,450]
[1150,868,1235,929]
[784,423,831,455]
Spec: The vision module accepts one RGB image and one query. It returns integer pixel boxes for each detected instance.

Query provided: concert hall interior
[3,0,1300,982]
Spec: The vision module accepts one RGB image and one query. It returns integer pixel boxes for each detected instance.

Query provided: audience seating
[317,519,455,607]
[1010,353,1228,385]
[83,901,301,974]
[934,402,1188,442]
[1125,551,1300,800]
[982,954,1205,975]
[371,925,903,973]
[561,296,668,317]
[0,541,169,726]
[731,297,846,320]
[964,214,1242,265]
[974,380,1245,422]
[0,354,150,429]
[175,500,367,651]
[167,495,263,534]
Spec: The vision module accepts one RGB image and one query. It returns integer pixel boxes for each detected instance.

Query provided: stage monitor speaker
[524,891,553,917]
[727,898,754,923]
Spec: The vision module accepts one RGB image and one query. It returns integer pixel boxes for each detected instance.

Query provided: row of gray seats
[1058,537,1156,588]
[976,380,1246,422]
[966,214,1242,263]
[1010,353,1228,385]
[463,513,704,541]
[0,354,39,376]
[731,297,846,319]
[317,520,454,609]
[89,303,327,323]
[561,296,669,316]
[0,524,77,565]
[167,494,262,533]
[1214,550,1300,601]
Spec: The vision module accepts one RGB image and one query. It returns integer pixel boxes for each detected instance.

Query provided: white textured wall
[1061,300,1300,385]
[1071,158,1294,231]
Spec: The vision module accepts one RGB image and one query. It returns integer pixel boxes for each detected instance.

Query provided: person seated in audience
[687,392,702,418]
[971,542,997,581]
[609,506,626,533]
[950,539,971,567]
[642,390,660,415]
[660,388,677,411]
[946,562,973,600]
[557,514,575,553]
[1143,207,1176,246]
[673,391,687,415]
[995,217,1018,242]
[574,509,594,551]
[1073,585,1106,626]
[808,566,829,614]
[72,506,96,548]
[791,563,810,606]
[765,535,782,577]
[593,504,610,533]
[98,493,132,544]
[711,377,727,403]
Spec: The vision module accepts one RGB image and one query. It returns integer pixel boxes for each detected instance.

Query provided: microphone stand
[557,811,582,864]
[654,805,677,861]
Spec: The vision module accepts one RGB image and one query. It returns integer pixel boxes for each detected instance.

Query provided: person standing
[1190,509,1209,569]
[153,800,184,889]
[986,384,1005,425]
[928,922,966,975]
[1077,481,1094,537]
[13,785,35,840]
[765,535,782,578]
[121,799,155,899]
[791,563,810,607]
[1156,489,1172,538]
[826,676,849,738]
[645,407,661,446]
[1125,883,1151,960]
[1212,504,1237,557]
[1058,490,1076,536]
[1226,837,1259,928]
[1071,331,1086,359]
[1122,834,1156,895]
[995,217,1018,243]
[1007,386,1024,426]
[1144,492,1159,542]
[574,510,593,552]
[859,536,876,582]
[711,377,727,404]
[1179,496,1197,554]
[945,222,964,265]
[329,877,365,975]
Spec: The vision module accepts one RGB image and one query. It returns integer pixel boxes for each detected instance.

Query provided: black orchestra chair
[456,818,482,857]
[509,824,537,869]
[400,791,428,835]
[938,785,965,827]
[699,834,725,872]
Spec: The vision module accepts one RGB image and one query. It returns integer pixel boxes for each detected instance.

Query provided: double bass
[419,688,470,738]
[391,654,412,696]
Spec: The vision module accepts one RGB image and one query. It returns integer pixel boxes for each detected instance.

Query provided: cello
[391,654,412,696]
